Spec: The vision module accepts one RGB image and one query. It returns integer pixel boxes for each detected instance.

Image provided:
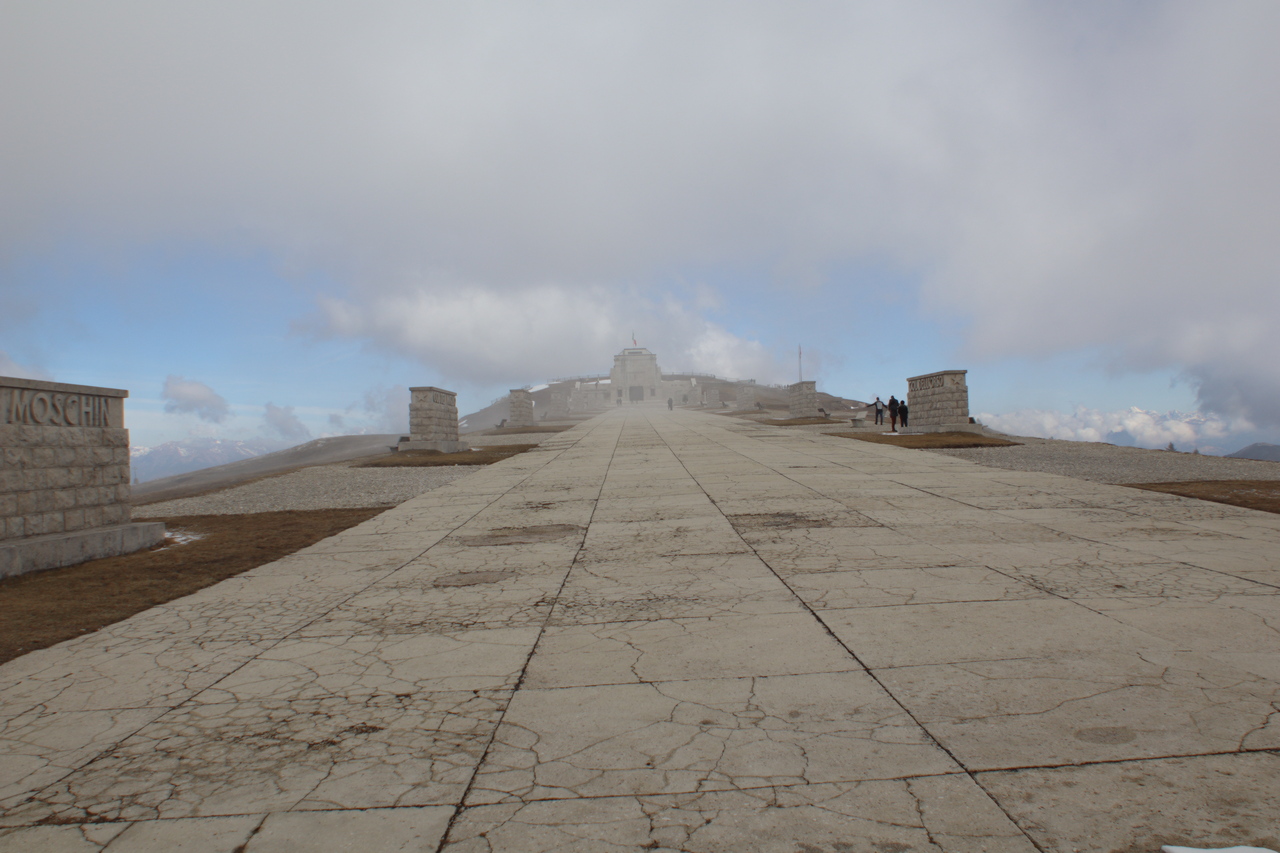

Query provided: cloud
[262,402,311,442]
[4,4,1280,421]
[0,351,51,381]
[356,385,410,435]
[313,284,789,385]
[977,406,1250,453]
[161,375,230,423]
[327,413,346,430]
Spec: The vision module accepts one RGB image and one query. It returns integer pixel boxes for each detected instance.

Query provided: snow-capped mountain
[129,438,289,483]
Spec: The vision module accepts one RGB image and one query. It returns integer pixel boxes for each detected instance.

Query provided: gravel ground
[930,436,1280,484]
[134,464,476,517]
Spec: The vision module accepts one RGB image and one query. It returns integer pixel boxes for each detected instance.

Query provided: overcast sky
[2,1,1278,453]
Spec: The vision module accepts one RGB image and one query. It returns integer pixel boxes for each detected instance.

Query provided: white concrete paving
[2,407,1279,852]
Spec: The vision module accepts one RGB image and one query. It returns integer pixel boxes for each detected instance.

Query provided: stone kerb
[737,384,756,410]
[0,376,165,578]
[399,386,467,452]
[789,381,818,418]
[508,389,535,427]
[905,369,977,433]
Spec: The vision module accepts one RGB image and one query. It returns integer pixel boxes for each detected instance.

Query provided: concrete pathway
[3,408,1279,852]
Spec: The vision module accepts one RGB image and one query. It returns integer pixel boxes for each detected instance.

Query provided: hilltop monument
[610,347,663,403]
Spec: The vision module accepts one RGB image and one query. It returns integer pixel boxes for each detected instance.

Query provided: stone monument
[610,347,662,403]
[906,370,976,433]
[737,384,756,411]
[508,389,535,428]
[704,387,721,407]
[1,376,165,578]
[398,386,467,451]
[789,380,819,418]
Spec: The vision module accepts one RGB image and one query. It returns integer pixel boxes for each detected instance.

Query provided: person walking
[899,399,909,429]
[874,397,885,425]
[888,396,900,432]
[667,397,674,411]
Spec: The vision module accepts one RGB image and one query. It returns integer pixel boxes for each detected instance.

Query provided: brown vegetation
[476,424,574,435]
[357,445,539,467]
[762,417,846,426]
[1128,480,1280,515]
[0,509,381,664]
[824,431,1021,449]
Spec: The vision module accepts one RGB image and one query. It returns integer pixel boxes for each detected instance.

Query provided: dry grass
[825,431,1022,449]
[0,508,381,664]
[476,424,574,436]
[1128,480,1280,515]
[357,445,538,467]
[762,417,846,426]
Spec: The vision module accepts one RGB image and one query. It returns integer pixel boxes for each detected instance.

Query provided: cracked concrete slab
[3,406,1279,851]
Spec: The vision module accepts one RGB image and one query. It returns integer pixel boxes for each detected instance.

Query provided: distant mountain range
[1226,442,1280,462]
[130,437,290,483]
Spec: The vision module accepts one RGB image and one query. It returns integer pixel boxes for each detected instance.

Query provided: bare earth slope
[130,434,401,505]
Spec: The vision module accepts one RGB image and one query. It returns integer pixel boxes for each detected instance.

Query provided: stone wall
[400,386,466,451]
[905,370,975,433]
[508,389,534,427]
[704,387,721,407]
[789,381,818,418]
[1,376,164,578]
[548,389,569,419]
[736,385,756,411]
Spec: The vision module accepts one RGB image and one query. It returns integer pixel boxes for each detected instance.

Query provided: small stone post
[789,381,818,418]
[508,389,534,428]
[399,386,467,451]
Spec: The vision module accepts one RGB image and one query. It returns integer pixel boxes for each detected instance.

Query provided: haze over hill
[1226,442,1280,463]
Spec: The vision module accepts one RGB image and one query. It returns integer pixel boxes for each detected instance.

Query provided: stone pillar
[906,370,975,433]
[1,377,165,578]
[789,381,818,418]
[737,385,756,410]
[399,386,467,451]
[508,389,534,428]
[704,387,721,407]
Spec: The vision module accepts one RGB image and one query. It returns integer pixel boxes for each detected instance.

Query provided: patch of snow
[1164,848,1278,853]
[527,383,550,392]
[152,530,205,551]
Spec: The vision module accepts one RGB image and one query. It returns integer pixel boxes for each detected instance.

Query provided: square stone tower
[905,370,976,432]
[399,387,467,452]
[508,389,535,427]
[1,377,165,578]
[789,381,818,418]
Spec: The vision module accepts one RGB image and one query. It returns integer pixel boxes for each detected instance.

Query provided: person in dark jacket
[899,400,909,429]
[888,396,900,432]
[667,397,674,410]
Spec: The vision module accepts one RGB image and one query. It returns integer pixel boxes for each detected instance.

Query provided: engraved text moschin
[6,390,112,427]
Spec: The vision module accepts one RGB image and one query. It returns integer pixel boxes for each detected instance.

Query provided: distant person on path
[899,400,909,429]
[888,396,899,432]
[667,397,674,410]
[874,397,885,425]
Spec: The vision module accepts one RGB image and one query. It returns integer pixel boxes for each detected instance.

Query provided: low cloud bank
[162,376,230,423]
[978,406,1252,454]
